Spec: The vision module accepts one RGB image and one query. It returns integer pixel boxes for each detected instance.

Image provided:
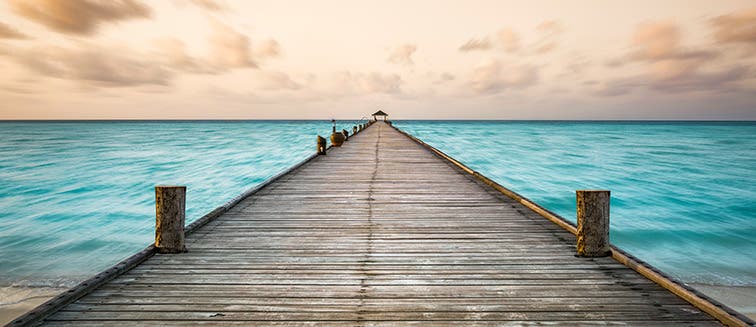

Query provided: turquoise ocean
[0,120,754,289]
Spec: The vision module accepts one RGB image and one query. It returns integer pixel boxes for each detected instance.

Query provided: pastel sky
[0,0,755,120]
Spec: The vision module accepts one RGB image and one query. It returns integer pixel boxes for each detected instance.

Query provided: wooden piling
[342,129,349,141]
[155,186,187,254]
[316,135,327,155]
[353,126,358,135]
[576,190,611,257]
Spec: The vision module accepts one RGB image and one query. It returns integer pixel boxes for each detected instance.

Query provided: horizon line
[1,119,755,122]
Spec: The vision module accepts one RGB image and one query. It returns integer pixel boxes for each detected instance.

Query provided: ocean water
[0,121,754,288]
[0,120,347,287]
[394,121,756,286]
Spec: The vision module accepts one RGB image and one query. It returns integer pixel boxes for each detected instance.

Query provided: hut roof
[372,110,388,116]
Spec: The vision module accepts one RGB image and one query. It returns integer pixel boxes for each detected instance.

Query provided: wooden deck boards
[40,122,719,326]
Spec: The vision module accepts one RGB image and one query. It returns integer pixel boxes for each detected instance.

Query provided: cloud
[533,20,564,54]
[258,71,301,90]
[253,39,281,58]
[152,38,215,74]
[150,29,280,76]
[631,21,680,59]
[208,19,257,69]
[387,44,417,65]
[710,7,756,45]
[594,66,752,97]
[468,60,538,94]
[459,28,519,53]
[184,0,227,11]
[5,45,172,87]
[629,21,718,62]
[497,28,520,52]
[0,22,28,39]
[595,20,749,97]
[596,21,754,97]
[458,38,491,52]
[651,66,751,93]
[629,22,718,79]
[8,0,150,35]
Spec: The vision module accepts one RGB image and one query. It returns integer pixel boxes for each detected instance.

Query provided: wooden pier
[10,121,753,326]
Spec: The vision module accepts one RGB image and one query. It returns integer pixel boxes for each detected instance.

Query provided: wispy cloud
[710,7,756,47]
[468,60,538,94]
[0,21,28,39]
[8,0,150,35]
[387,44,417,66]
[258,71,302,90]
[208,19,257,69]
[596,20,753,97]
[183,0,227,12]
[4,45,172,87]
[532,20,564,54]
[458,38,491,52]
[253,39,281,58]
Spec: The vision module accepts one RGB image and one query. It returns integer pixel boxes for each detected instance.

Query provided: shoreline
[1,284,753,324]
[0,286,65,325]
[691,284,756,321]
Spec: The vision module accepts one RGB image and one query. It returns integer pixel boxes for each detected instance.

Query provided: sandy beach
[693,284,756,321]
[0,286,65,325]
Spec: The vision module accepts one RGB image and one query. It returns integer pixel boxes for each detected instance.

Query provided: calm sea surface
[0,120,754,287]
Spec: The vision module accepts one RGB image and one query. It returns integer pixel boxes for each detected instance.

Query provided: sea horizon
[2,119,756,122]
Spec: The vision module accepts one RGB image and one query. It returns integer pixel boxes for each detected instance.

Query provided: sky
[0,0,755,120]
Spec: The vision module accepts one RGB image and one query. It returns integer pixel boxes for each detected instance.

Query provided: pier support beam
[576,190,610,257]
[155,186,187,253]
[317,135,327,155]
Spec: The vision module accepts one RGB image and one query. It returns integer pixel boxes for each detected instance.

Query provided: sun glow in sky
[0,0,755,119]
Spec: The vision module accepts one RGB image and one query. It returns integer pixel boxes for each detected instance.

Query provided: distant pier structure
[372,109,389,121]
[10,116,753,326]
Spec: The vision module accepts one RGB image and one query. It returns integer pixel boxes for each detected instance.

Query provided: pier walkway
[13,121,742,326]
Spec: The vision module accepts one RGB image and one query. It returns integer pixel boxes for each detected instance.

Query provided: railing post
[155,185,187,253]
[576,190,611,257]
[342,129,349,141]
[317,135,327,155]
[353,126,357,135]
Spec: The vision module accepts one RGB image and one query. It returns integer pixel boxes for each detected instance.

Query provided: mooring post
[316,135,327,155]
[576,190,611,257]
[353,126,357,135]
[342,129,349,141]
[155,185,187,253]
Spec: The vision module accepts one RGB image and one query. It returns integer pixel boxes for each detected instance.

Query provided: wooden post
[576,190,611,257]
[155,186,187,253]
[316,135,327,155]
[353,126,357,135]
[342,129,349,141]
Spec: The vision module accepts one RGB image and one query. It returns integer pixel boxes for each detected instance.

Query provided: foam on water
[0,120,754,287]
[395,120,756,286]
